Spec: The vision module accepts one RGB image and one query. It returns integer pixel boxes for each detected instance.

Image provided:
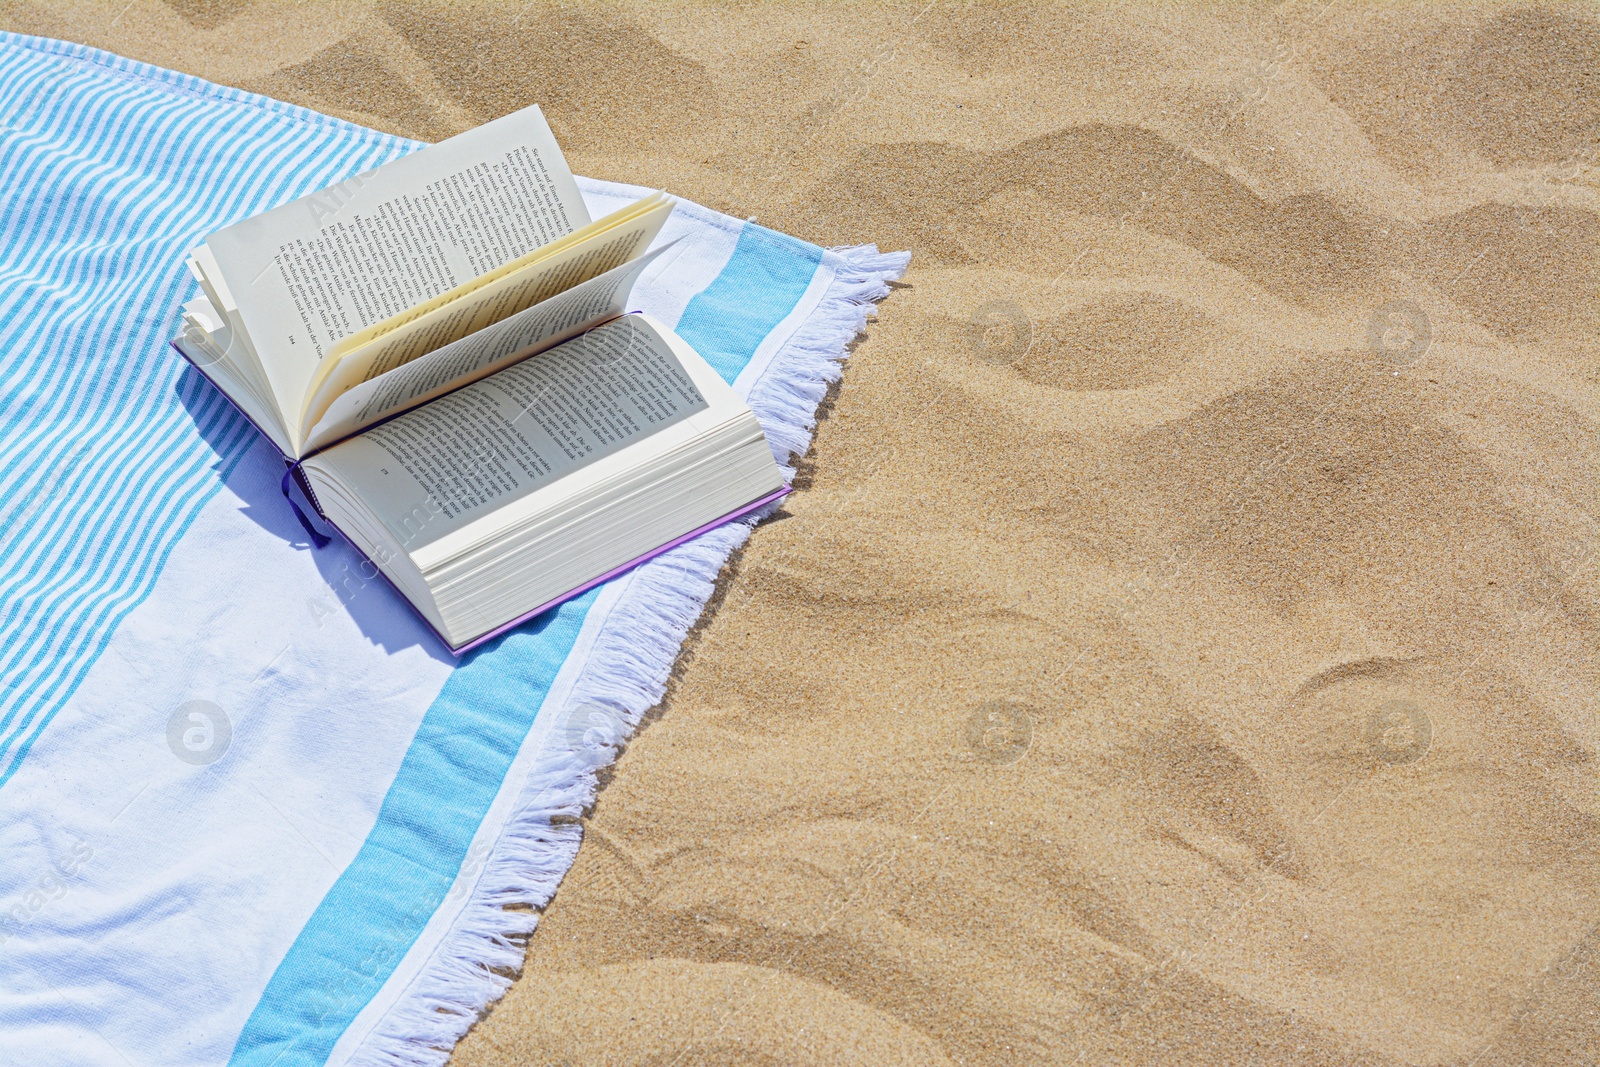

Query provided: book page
[205,105,587,423]
[300,242,679,453]
[296,196,675,441]
[312,316,710,544]
[319,192,669,369]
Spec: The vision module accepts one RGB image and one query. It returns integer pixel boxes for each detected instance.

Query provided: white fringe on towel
[345,243,910,1066]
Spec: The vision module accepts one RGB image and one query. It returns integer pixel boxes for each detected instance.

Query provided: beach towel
[0,32,907,1067]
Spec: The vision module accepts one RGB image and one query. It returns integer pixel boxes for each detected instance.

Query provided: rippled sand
[8,2,1597,1063]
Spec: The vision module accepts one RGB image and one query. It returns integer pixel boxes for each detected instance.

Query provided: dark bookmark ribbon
[280,463,330,548]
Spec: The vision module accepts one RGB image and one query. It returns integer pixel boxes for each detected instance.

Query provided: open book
[172,105,786,653]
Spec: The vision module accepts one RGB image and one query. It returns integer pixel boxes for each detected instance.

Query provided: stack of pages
[173,105,786,653]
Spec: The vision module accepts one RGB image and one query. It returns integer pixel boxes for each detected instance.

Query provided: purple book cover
[170,339,789,656]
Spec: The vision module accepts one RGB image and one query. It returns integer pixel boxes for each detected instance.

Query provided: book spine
[169,339,332,541]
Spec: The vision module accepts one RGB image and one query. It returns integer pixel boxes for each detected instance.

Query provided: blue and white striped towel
[0,32,906,1067]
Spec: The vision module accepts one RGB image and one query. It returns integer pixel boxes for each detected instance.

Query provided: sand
[6,2,1598,1063]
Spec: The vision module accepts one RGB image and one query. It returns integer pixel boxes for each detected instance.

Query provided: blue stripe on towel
[227,593,596,1065]
[228,218,826,1065]
[0,34,415,789]
[675,223,824,384]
